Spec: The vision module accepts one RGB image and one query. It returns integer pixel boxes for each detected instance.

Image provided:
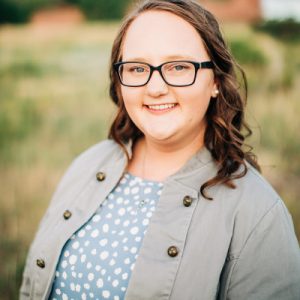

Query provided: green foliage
[260,113,300,176]
[253,18,300,43]
[0,0,39,23]
[0,60,44,77]
[229,39,267,67]
[0,99,41,161]
[0,0,133,23]
[0,58,61,79]
[77,0,133,20]
[0,0,77,23]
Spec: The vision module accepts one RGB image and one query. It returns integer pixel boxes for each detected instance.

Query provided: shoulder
[62,139,121,179]
[49,139,125,206]
[218,166,300,300]
[71,139,123,167]
[213,162,282,224]
[65,139,125,176]
[218,163,297,256]
[225,163,281,216]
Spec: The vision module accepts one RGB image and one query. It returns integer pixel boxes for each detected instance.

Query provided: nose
[146,70,168,97]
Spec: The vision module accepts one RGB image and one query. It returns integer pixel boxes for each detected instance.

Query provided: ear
[211,82,219,98]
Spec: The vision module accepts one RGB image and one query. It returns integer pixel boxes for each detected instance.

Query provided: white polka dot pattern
[49,173,163,300]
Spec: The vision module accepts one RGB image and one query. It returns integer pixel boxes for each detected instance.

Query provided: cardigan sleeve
[219,200,300,300]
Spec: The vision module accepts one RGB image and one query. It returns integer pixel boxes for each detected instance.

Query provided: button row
[37,244,179,269]
[96,171,194,208]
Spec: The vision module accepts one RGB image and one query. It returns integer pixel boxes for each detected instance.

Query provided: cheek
[121,86,142,106]
[180,92,211,126]
[179,86,211,114]
[121,87,143,123]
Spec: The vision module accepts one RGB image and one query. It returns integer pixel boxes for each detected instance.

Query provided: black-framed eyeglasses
[113,60,214,87]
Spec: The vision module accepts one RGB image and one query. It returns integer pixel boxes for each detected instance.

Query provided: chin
[146,131,177,142]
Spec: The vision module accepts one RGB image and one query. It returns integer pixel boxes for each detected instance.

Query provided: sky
[261,0,300,21]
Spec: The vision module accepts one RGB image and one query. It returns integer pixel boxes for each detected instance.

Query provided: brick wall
[199,0,262,22]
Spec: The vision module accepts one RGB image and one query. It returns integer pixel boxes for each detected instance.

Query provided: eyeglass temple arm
[199,61,214,69]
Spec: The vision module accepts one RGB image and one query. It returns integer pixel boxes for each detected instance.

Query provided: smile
[146,103,177,111]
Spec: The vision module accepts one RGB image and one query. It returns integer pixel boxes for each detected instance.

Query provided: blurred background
[0,0,299,298]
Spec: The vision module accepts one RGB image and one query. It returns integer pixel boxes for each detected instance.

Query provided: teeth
[147,103,176,110]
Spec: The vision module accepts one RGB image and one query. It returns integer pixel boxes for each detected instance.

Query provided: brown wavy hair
[108,0,260,200]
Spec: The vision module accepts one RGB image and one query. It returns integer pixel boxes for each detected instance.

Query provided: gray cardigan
[20,139,300,300]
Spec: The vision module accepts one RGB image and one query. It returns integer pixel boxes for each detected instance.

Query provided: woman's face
[120,10,217,147]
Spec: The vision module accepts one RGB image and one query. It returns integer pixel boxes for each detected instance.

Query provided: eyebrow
[123,54,199,62]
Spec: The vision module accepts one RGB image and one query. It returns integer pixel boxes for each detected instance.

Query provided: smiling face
[120,10,217,148]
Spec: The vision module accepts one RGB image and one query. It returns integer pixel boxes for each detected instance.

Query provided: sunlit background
[0,0,299,299]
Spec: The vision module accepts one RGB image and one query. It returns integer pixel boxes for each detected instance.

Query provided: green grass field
[0,22,299,299]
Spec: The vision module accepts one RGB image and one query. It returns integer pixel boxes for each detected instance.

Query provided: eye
[128,66,147,73]
[132,67,144,73]
[174,65,185,71]
[167,63,191,72]
[122,63,150,76]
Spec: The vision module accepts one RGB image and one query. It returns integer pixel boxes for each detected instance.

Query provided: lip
[143,103,178,114]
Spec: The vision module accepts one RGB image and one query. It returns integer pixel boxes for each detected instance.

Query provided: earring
[213,90,219,98]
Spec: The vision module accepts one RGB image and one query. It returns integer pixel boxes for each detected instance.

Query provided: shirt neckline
[124,172,164,186]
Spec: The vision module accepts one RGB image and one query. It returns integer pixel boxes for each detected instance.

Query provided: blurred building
[31,5,84,25]
[199,0,261,22]
[199,0,300,22]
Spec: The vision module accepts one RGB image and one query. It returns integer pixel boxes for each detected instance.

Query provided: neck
[129,129,205,182]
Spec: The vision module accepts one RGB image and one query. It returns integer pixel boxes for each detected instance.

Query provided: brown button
[167,246,179,257]
[183,195,193,207]
[36,259,45,268]
[96,172,106,181]
[63,210,72,220]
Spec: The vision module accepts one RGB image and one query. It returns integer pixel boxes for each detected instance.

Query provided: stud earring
[213,89,219,98]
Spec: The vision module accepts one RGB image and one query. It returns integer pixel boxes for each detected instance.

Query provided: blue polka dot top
[49,172,163,300]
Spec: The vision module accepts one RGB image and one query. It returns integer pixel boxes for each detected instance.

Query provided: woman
[20,0,300,299]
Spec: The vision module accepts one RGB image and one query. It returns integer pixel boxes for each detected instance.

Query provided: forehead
[121,10,208,62]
